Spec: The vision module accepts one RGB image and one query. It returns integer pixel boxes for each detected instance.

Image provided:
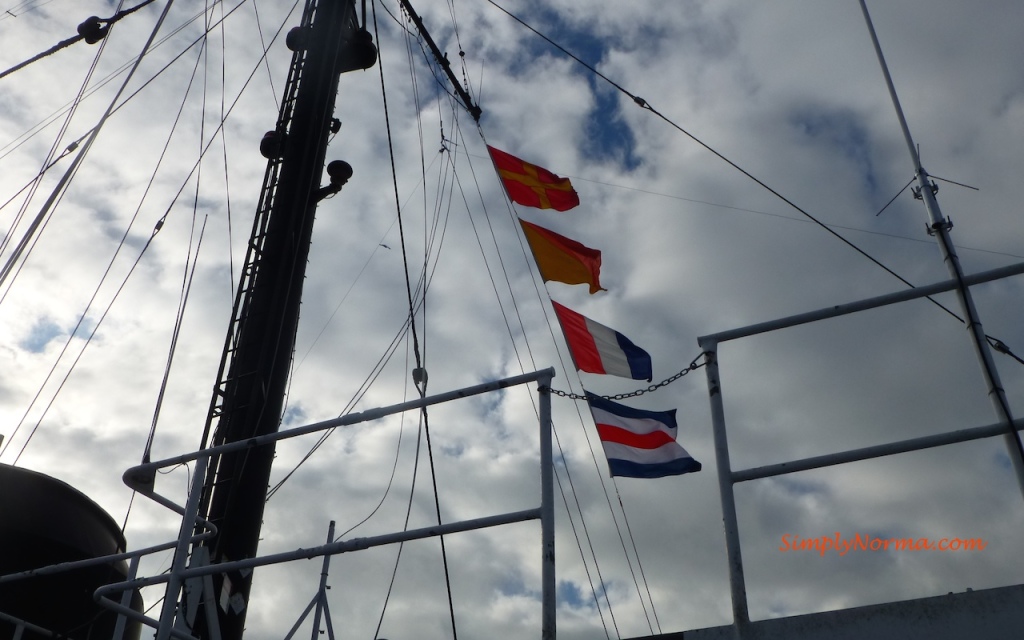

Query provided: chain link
[542,352,708,401]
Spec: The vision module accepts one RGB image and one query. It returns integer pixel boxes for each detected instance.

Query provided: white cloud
[3,1,1024,638]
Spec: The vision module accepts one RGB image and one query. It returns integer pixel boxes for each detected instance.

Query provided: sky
[2,0,1024,639]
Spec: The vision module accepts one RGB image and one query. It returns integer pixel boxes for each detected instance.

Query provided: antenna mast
[858,0,1024,498]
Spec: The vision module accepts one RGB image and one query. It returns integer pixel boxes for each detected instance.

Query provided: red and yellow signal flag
[520,219,605,294]
[487,145,580,211]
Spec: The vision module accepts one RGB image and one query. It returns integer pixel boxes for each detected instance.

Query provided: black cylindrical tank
[0,463,144,639]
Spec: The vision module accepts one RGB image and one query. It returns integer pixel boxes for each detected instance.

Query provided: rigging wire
[140,213,209,465]
[0,0,121,296]
[376,0,460,108]
[3,210,173,463]
[614,484,662,634]
[551,413,625,637]
[556,478,614,638]
[1,0,171,459]
[138,211,207,466]
[290,149,445,371]
[450,117,629,637]
[3,32,208,461]
[266,313,412,499]
[566,171,1023,260]
[399,0,432,375]
[372,2,458,636]
[142,35,214,464]
[372,341,426,640]
[0,0,59,21]
[0,141,77,209]
[0,141,79,259]
[451,127,624,637]
[325,338,420,545]
[268,145,456,500]
[268,150,461,528]
[0,3,196,160]
[482,0,1024,367]
[2,0,302,462]
[443,0,476,106]
[0,0,159,81]
[1,0,226,297]
[247,0,280,112]
[593,470,656,632]
[465,99,679,627]
[0,0,260,168]
[332,406,410,541]
[216,0,237,297]
[266,279,444,501]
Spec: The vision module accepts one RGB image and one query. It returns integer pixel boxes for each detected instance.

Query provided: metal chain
[543,352,708,401]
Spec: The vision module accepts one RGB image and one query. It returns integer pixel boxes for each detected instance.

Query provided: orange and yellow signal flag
[520,219,604,294]
[487,145,580,211]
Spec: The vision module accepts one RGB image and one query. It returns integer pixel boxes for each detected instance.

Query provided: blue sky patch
[442,441,466,458]
[994,450,1012,471]
[774,475,830,498]
[501,5,640,169]
[583,84,641,170]
[71,315,98,340]
[497,574,537,599]
[19,318,64,353]
[557,579,591,609]
[283,404,308,427]
[790,107,878,195]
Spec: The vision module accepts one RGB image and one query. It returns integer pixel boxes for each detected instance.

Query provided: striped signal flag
[551,301,652,382]
[587,393,701,479]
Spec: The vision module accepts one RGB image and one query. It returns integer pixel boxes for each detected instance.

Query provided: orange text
[779,532,988,557]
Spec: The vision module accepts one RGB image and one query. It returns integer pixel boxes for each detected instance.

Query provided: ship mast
[189,1,375,638]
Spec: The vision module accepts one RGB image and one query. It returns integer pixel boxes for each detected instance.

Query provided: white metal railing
[1,368,557,640]
[113,368,557,640]
[697,261,1024,635]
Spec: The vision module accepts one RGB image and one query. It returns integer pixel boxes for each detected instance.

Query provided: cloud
[2,1,1024,639]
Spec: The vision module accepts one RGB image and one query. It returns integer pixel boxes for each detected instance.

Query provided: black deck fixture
[0,463,144,640]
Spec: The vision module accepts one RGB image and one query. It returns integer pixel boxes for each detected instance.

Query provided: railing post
[157,455,210,640]
[698,341,749,636]
[539,371,556,640]
[112,555,140,640]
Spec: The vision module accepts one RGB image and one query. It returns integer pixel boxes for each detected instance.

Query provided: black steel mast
[190,1,374,639]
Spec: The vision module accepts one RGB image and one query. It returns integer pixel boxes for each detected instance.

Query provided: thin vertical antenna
[858,0,1024,499]
[859,2,923,172]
